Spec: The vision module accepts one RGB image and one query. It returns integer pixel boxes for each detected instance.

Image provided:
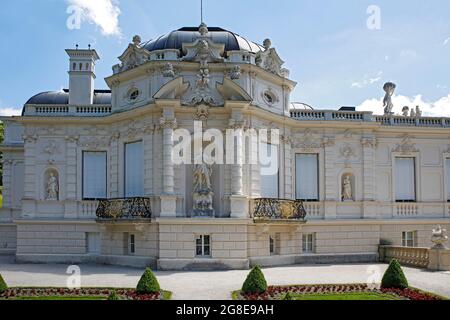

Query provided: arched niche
[44,168,59,201]
[340,171,355,202]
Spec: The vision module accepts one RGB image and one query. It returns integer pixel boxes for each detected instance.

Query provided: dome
[25,90,111,105]
[142,27,264,54]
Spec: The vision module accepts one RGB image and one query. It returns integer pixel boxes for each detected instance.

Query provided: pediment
[216,78,252,102]
[256,47,285,76]
[153,77,190,99]
[117,44,150,72]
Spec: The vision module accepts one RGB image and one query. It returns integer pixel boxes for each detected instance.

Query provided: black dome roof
[142,27,264,54]
[25,90,111,105]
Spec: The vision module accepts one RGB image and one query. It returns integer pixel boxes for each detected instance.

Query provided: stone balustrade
[24,105,112,116]
[290,109,450,128]
[379,245,430,268]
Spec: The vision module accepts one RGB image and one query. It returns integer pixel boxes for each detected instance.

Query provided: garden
[0,268,171,300]
[233,260,447,301]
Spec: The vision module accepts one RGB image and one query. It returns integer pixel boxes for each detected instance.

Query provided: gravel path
[1,256,449,300]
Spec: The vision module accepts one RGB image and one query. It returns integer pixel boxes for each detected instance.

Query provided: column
[323,136,337,219]
[229,118,247,218]
[64,135,79,219]
[160,115,177,217]
[22,134,38,218]
[362,135,377,218]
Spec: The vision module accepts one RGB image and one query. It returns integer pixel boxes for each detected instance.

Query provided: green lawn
[286,292,401,300]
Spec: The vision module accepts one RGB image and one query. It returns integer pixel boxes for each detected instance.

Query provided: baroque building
[1,24,449,269]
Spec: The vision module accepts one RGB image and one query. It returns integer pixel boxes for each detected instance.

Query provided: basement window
[196,235,211,257]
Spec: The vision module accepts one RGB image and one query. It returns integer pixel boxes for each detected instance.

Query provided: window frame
[395,157,417,203]
[295,153,320,202]
[124,140,144,198]
[259,142,280,199]
[82,151,108,201]
[402,231,417,247]
[195,235,211,258]
[302,233,315,253]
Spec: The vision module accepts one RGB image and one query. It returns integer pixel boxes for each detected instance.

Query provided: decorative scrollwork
[252,198,307,221]
[96,197,152,221]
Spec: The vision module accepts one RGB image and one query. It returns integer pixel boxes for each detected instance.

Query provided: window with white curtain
[296,154,319,201]
[395,158,416,202]
[82,151,107,200]
[446,159,450,201]
[125,141,144,197]
[260,143,279,198]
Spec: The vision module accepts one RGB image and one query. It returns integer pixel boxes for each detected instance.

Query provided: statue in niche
[383,82,396,115]
[342,175,353,201]
[192,162,214,217]
[46,172,59,201]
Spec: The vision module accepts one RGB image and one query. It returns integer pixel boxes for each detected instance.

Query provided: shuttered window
[83,152,107,199]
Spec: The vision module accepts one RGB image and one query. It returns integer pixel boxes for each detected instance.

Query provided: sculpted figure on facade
[193,161,214,217]
[342,175,353,201]
[383,82,396,115]
[431,226,448,249]
[46,172,59,201]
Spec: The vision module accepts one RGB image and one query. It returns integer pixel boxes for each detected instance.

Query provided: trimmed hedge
[107,290,119,300]
[0,274,7,294]
[381,259,409,289]
[136,268,161,294]
[242,266,268,294]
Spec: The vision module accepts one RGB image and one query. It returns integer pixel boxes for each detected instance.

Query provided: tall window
[395,158,416,202]
[260,143,279,198]
[402,231,417,247]
[196,235,211,257]
[302,233,315,253]
[125,141,144,197]
[296,154,319,201]
[83,151,107,199]
[446,159,450,201]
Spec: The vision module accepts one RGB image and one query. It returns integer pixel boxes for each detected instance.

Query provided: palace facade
[1,24,449,270]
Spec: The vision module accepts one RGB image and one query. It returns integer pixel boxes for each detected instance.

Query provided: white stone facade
[1,24,449,269]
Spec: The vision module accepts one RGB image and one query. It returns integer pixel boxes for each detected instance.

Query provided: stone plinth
[428,248,450,271]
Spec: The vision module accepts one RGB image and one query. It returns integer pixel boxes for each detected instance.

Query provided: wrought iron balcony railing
[95,197,152,221]
[252,198,307,222]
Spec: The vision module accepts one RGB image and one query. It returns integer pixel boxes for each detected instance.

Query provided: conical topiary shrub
[381,259,409,289]
[136,268,161,294]
[242,266,268,294]
[0,274,7,294]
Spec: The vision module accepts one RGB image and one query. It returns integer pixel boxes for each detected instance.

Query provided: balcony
[95,197,152,222]
[251,198,307,223]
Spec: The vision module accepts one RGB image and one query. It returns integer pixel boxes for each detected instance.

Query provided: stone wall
[0,224,17,254]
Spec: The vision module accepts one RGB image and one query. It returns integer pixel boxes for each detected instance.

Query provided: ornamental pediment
[117,38,150,72]
[181,24,225,65]
[255,40,285,76]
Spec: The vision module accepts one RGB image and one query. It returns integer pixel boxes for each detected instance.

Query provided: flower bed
[234,284,445,301]
[0,288,172,300]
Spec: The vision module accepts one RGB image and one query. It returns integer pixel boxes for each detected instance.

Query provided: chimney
[65,47,100,105]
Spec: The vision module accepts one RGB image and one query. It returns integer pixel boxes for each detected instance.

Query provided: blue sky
[0,0,449,116]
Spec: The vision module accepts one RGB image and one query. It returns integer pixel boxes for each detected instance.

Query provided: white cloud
[444,37,450,46]
[351,71,383,88]
[0,107,22,117]
[68,0,122,36]
[358,94,450,117]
